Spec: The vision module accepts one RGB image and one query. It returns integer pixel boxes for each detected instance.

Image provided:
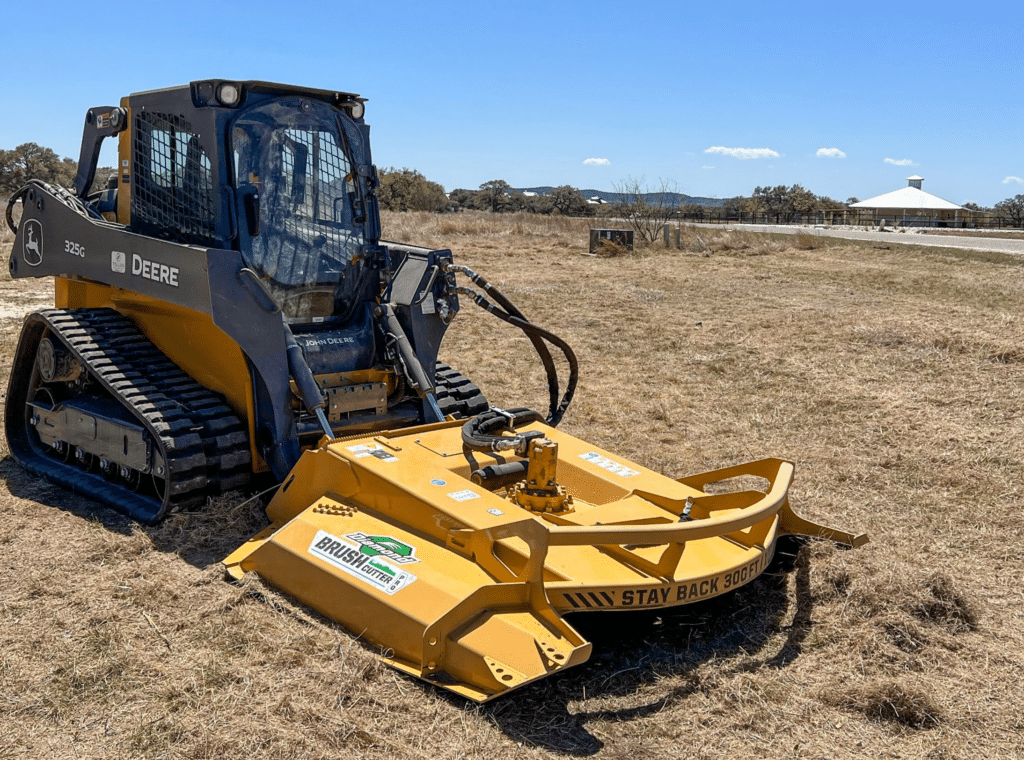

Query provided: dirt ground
[1,214,1022,759]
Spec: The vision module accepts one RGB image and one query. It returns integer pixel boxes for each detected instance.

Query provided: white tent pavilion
[849,176,967,228]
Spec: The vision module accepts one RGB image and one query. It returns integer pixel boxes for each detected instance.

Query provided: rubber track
[15,308,251,523]
[434,361,489,419]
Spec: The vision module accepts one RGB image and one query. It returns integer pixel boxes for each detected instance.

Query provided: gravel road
[695,223,1024,255]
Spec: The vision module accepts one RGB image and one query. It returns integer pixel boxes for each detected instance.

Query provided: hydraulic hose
[5,189,24,233]
[445,265,578,427]
[375,304,445,423]
[446,266,561,422]
[478,281,560,419]
[283,323,333,437]
[457,287,578,427]
[6,180,108,234]
[461,407,545,452]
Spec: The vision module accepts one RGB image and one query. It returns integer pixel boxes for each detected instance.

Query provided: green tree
[377,167,449,212]
[751,184,819,223]
[995,195,1024,227]
[723,195,759,217]
[447,188,480,210]
[0,142,78,194]
[478,179,516,213]
[547,185,592,216]
[523,192,553,214]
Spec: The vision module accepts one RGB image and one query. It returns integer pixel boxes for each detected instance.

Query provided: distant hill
[516,186,728,208]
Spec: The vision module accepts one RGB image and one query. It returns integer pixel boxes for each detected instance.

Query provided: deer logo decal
[23,219,43,267]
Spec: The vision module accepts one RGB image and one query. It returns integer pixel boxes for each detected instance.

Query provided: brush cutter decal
[309,530,417,595]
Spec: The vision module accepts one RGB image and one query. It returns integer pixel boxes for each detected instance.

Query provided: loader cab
[230,95,379,324]
[115,80,382,325]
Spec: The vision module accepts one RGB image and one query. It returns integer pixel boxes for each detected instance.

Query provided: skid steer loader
[4,80,866,701]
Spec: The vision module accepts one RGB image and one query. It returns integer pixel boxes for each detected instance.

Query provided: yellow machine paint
[225,419,865,701]
[53,278,266,470]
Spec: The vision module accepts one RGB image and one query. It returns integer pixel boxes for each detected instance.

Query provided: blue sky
[3,0,1021,206]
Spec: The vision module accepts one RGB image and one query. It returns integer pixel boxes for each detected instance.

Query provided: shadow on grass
[0,456,138,535]
[0,455,273,568]
[481,539,816,755]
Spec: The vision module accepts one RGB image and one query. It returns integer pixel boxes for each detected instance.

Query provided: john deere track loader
[4,80,865,701]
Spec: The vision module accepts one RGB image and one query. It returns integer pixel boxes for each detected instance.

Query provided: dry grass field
[1,212,1022,759]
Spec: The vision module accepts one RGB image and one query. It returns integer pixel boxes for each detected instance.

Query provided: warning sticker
[557,545,775,610]
[346,443,398,463]
[448,489,480,502]
[308,530,416,595]
[578,452,640,478]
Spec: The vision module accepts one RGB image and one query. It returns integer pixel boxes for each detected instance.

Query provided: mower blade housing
[225,419,865,701]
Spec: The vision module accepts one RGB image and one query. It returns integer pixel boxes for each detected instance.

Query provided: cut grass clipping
[825,681,944,729]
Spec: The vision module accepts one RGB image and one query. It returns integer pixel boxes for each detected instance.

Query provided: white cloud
[704,146,780,160]
[701,165,715,169]
[583,157,610,166]
[1002,176,1023,184]
[884,157,913,166]
[816,147,846,158]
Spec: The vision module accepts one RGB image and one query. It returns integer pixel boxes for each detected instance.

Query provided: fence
[672,209,1022,230]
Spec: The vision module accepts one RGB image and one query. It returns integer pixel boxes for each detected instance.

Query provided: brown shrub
[594,239,631,257]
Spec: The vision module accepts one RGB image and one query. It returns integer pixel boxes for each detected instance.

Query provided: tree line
[4,142,1024,229]
[723,184,847,221]
[379,170,1024,232]
[377,171,597,217]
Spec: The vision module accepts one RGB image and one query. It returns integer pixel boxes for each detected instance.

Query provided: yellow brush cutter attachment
[226,415,866,701]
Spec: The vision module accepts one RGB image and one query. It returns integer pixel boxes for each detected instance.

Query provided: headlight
[217,82,241,107]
